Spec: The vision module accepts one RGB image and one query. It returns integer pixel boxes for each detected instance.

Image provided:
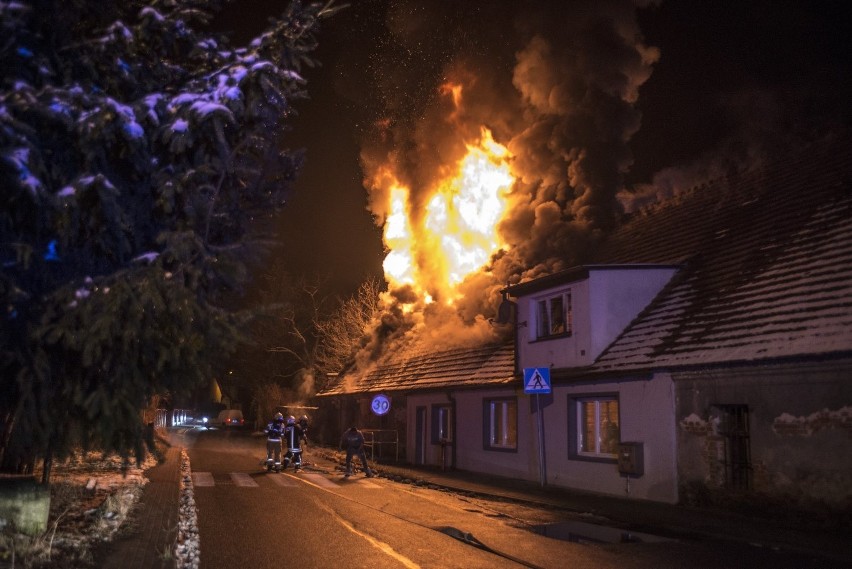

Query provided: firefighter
[340,425,375,477]
[264,412,285,472]
[282,415,306,471]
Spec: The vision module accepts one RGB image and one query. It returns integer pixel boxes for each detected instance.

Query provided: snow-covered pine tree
[0,0,342,480]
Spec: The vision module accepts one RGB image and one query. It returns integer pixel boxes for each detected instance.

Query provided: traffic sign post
[524,368,551,486]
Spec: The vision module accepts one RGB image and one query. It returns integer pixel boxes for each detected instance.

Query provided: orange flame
[381,127,514,304]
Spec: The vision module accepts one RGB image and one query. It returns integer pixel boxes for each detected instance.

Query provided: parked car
[215,409,245,428]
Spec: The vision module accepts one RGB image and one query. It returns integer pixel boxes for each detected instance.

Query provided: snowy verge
[175,448,200,569]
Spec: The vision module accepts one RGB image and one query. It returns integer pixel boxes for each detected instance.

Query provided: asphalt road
[182,429,841,569]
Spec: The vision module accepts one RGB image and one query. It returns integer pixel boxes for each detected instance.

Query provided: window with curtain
[576,396,619,457]
[484,398,517,450]
[535,290,572,339]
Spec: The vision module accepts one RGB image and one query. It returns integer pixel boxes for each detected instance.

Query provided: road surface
[181,428,835,569]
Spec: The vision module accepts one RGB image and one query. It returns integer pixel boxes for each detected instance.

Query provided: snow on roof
[321,137,852,396]
[592,136,852,373]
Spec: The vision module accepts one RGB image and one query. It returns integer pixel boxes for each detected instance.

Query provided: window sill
[532,332,572,343]
[570,454,617,464]
[484,445,518,453]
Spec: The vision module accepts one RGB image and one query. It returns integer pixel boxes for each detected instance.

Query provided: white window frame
[534,290,572,339]
[576,396,619,458]
[486,398,517,450]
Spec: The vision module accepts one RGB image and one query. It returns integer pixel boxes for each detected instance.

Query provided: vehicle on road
[214,409,245,428]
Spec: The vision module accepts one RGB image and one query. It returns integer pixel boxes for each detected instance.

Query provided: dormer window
[535,290,572,339]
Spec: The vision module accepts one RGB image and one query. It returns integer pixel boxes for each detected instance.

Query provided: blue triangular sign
[523,367,551,394]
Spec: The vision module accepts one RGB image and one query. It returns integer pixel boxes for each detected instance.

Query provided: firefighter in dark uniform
[265,413,285,471]
[282,415,306,471]
[340,425,375,477]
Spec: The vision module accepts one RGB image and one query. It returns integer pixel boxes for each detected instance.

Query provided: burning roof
[348,1,659,367]
[322,135,852,395]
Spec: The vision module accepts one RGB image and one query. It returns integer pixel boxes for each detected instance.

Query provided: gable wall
[517,279,594,368]
[587,267,679,358]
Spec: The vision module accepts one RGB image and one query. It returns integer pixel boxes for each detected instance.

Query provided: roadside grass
[0,442,165,568]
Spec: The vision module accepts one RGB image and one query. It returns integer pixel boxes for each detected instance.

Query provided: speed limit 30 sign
[371,394,391,416]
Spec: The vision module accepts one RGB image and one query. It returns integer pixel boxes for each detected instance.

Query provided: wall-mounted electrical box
[617,442,644,476]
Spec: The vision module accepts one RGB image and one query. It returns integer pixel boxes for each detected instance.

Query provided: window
[484,398,517,450]
[574,396,619,458]
[536,291,572,339]
[431,404,452,444]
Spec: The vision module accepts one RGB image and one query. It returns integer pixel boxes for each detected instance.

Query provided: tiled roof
[318,341,515,396]
[321,137,852,396]
[592,136,852,372]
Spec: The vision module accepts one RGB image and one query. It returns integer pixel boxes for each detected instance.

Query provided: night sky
[221,0,851,297]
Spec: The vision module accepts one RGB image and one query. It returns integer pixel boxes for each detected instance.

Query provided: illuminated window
[535,291,572,339]
[574,396,619,458]
[484,398,517,450]
[431,404,452,444]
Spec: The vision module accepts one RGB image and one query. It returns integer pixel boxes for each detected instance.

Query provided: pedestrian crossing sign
[523,367,551,394]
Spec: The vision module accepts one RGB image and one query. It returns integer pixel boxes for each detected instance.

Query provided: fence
[361,429,399,463]
[146,408,193,429]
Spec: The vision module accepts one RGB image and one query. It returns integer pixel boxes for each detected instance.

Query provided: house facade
[502,265,683,502]
[512,138,852,509]
[319,137,852,512]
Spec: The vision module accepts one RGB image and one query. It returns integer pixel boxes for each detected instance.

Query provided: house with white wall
[319,136,852,512]
[501,264,682,502]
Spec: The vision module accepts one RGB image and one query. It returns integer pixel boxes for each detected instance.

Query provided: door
[414,406,427,465]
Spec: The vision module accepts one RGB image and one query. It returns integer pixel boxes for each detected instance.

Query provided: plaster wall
[586,267,678,357]
[540,374,679,503]
[407,375,678,504]
[453,388,535,479]
[674,360,852,511]
[518,280,593,368]
[405,392,454,467]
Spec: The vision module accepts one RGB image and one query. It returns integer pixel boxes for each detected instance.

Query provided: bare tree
[314,277,384,379]
[230,274,383,412]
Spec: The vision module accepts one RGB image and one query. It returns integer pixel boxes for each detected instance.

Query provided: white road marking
[299,472,340,488]
[230,472,258,487]
[191,470,375,489]
[192,472,215,487]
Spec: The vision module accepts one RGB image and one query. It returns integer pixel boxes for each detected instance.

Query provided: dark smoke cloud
[620,1,851,210]
[352,0,659,357]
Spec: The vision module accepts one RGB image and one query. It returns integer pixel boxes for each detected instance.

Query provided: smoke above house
[349,0,658,361]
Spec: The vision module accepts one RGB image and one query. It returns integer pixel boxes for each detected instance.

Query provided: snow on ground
[1,445,165,568]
